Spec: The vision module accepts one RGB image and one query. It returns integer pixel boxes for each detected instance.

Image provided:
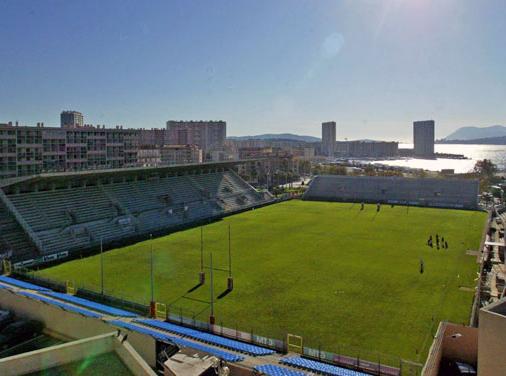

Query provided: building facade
[160,144,202,165]
[413,120,435,157]
[0,122,139,178]
[60,111,84,128]
[322,121,336,157]
[137,145,202,166]
[166,120,226,158]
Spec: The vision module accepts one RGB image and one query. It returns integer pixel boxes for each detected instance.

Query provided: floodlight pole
[209,252,215,324]
[199,227,205,284]
[100,237,104,295]
[227,224,234,291]
[150,234,154,303]
[228,224,232,277]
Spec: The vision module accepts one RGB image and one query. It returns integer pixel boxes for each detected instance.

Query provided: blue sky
[0,0,505,141]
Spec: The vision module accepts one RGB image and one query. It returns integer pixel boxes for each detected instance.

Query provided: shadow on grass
[187,282,204,293]
[217,289,232,300]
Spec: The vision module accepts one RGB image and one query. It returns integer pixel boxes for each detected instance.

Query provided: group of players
[427,234,449,250]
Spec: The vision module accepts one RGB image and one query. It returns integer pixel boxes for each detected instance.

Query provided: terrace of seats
[0,202,38,262]
[136,318,275,356]
[3,170,272,262]
[280,356,370,376]
[304,175,479,209]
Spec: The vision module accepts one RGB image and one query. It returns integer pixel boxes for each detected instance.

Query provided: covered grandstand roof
[0,160,255,190]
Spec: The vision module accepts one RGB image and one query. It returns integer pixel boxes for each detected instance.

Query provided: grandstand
[303,175,479,210]
[0,161,273,267]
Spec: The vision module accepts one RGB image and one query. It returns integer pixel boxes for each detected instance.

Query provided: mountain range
[443,125,506,141]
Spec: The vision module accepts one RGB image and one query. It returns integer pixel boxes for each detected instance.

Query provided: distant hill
[228,133,320,142]
[444,125,506,140]
[438,135,506,145]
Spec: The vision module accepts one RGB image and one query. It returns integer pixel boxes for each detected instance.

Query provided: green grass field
[36,200,486,363]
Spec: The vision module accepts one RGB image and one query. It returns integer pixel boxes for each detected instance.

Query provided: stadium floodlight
[150,234,154,306]
[100,237,104,295]
[209,252,215,325]
[199,227,205,285]
[227,224,233,291]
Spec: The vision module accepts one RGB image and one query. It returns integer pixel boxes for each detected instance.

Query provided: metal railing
[0,189,44,253]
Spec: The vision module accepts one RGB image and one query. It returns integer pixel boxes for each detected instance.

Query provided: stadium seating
[136,318,275,356]
[17,291,102,318]
[0,275,51,291]
[254,364,309,376]
[303,175,479,210]
[42,291,138,317]
[0,202,38,262]
[109,320,245,362]
[3,169,273,263]
[172,337,245,362]
[280,356,370,376]
[109,320,175,342]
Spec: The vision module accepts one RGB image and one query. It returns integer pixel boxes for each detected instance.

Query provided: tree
[473,159,497,178]
[473,159,498,192]
[364,165,376,176]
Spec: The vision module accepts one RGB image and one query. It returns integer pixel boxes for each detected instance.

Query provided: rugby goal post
[65,280,77,295]
[2,259,12,275]
[155,302,167,320]
[287,333,303,354]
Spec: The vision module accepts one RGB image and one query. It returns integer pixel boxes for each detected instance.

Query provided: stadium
[0,161,489,375]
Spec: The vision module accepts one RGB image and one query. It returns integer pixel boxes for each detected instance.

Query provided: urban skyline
[1,1,505,141]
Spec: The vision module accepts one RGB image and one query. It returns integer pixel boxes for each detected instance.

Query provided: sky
[0,0,505,142]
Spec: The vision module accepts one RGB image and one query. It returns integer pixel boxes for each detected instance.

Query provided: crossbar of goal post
[287,333,304,354]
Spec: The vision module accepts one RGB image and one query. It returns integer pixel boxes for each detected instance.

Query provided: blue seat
[136,318,274,356]
[42,292,137,317]
[255,364,308,376]
[172,337,245,363]
[280,356,369,376]
[109,320,174,342]
[0,276,51,291]
[110,320,244,362]
[17,291,102,319]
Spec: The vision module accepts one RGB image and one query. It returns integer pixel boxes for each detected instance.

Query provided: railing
[0,189,44,253]
[470,208,493,327]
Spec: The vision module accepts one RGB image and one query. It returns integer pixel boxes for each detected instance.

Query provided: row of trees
[473,159,499,193]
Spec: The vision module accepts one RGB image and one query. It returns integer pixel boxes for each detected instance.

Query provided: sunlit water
[367,144,506,173]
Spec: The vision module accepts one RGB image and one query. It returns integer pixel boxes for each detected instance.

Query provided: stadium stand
[42,291,138,317]
[109,320,176,342]
[109,320,245,362]
[0,201,38,263]
[280,356,369,376]
[254,364,309,376]
[303,175,479,210]
[0,162,274,266]
[136,318,275,356]
[0,275,51,291]
[17,291,102,318]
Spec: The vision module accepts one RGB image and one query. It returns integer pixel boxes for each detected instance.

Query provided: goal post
[155,302,167,320]
[287,333,303,354]
[2,259,12,276]
[65,280,77,295]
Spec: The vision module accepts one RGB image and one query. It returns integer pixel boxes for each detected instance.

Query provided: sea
[366,144,506,174]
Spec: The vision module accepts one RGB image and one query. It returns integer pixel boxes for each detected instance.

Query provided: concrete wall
[0,333,115,376]
[0,289,157,367]
[441,324,477,365]
[422,322,478,376]
[478,308,506,376]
